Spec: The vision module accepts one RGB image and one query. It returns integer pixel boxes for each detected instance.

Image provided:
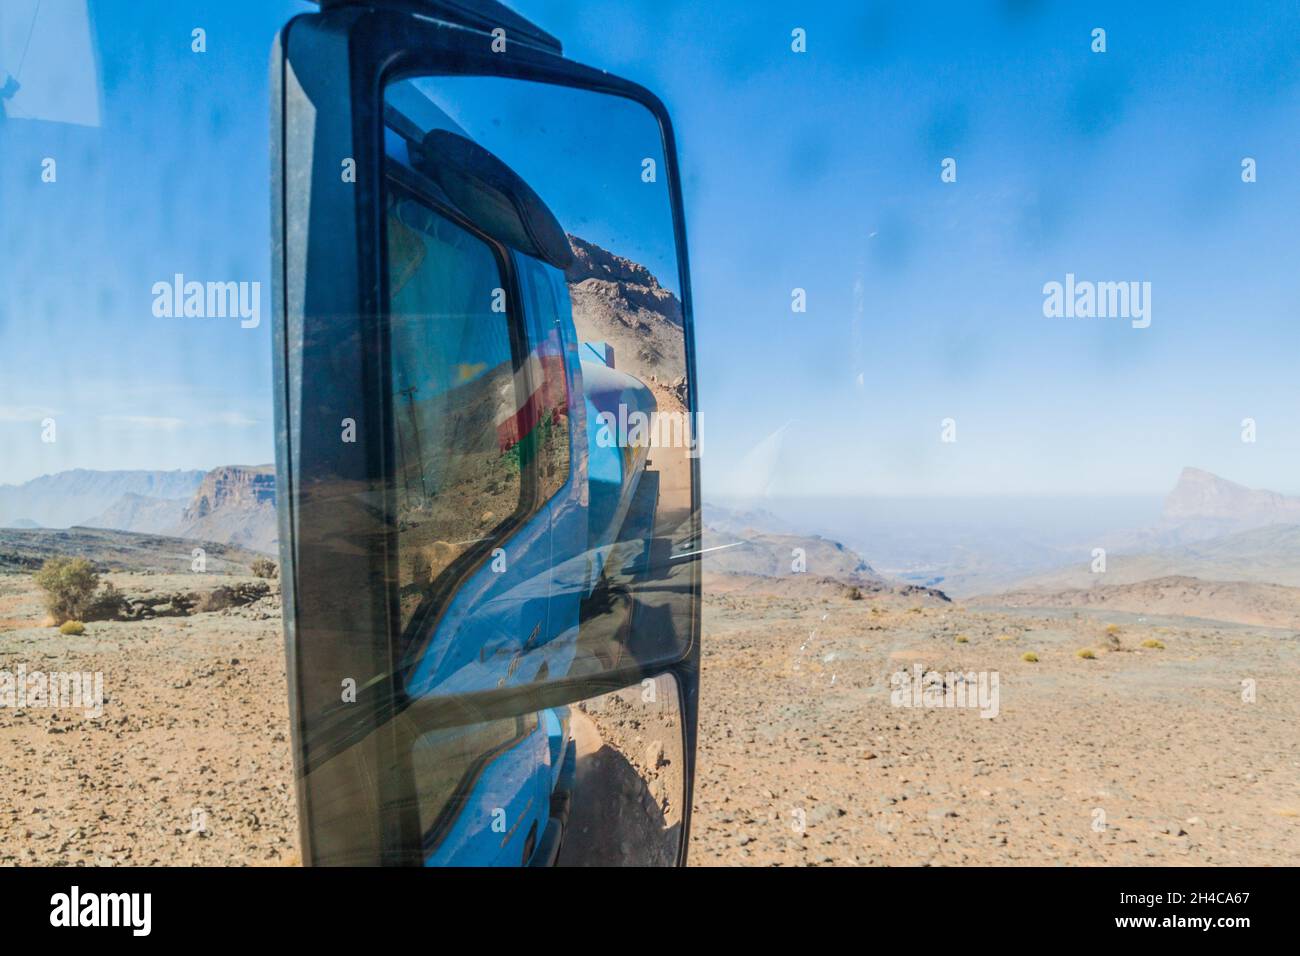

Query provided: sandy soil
[690,580,1300,865]
[3,568,1297,866]
[0,572,297,866]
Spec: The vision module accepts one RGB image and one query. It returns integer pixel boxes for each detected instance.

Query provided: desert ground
[2,565,1297,866]
[690,577,1300,865]
[0,571,297,866]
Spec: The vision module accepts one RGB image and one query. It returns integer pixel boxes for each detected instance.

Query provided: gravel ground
[690,582,1300,865]
[0,572,297,866]
[3,570,1296,866]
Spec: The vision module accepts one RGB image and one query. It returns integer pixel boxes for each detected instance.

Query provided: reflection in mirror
[408,673,684,866]
[558,673,684,866]
[282,63,701,867]
[381,75,699,704]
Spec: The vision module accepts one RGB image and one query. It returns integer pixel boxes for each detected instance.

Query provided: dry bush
[33,557,100,624]
[251,557,279,580]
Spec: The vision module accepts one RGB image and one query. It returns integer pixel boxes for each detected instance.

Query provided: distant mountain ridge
[0,469,205,529]
[0,526,266,574]
[703,501,799,537]
[972,470,1300,614]
[702,526,878,580]
[0,465,277,555]
[699,517,951,604]
[1162,467,1300,534]
[85,492,188,535]
[988,521,1300,592]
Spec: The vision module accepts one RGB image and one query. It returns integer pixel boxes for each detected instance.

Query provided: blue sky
[516,0,1300,497]
[3,0,1299,497]
[1,0,312,485]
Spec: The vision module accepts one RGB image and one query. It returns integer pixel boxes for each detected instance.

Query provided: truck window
[386,186,525,632]
[515,253,572,506]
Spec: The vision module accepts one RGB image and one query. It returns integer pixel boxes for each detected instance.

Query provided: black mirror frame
[272,4,701,866]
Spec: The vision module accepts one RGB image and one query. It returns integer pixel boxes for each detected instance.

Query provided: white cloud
[208,411,260,427]
[97,415,186,431]
[0,404,57,422]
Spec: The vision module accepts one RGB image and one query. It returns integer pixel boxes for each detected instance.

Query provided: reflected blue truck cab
[383,88,658,865]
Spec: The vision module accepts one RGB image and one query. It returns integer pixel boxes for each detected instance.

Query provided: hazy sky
[516,0,1300,498]
[3,0,1299,497]
[1,0,311,486]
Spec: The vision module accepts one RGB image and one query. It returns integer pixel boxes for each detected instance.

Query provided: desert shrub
[955,634,969,644]
[845,585,863,600]
[1140,639,1165,649]
[84,582,127,622]
[1076,648,1096,659]
[996,633,1013,641]
[251,557,279,580]
[1104,623,1121,635]
[33,557,100,624]
[1021,652,1039,663]
[59,620,86,636]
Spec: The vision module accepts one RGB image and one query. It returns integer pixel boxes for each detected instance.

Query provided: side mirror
[271,1,700,865]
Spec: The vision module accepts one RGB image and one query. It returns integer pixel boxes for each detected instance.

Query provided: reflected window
[516,253,572,505]
[379,72,697,694]
[386,187,524,632]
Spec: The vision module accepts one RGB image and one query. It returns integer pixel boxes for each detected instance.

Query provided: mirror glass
[557,673,685,865]
[407,673,685,866]
[380,75,699,703]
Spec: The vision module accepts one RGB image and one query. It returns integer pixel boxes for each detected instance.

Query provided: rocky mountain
[0,466,278,554]
[968,471,1300,617]
[698,522,951,604]
[0,469,205,529]
[566,234,686,384]
[174,465,277,554]
[702,527,877,580]
[84,492,189,535]
[0,526,266,574]
[1162,467,1300,535]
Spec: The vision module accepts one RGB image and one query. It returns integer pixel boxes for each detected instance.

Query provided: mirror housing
[272,3,700,865]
